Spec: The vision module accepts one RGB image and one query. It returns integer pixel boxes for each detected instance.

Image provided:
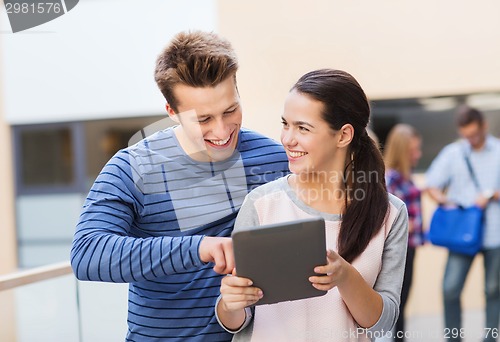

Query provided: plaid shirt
[386,169,424,247]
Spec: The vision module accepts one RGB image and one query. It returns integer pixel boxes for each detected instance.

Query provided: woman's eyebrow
[281,117,314,128]
[292,120,315,128]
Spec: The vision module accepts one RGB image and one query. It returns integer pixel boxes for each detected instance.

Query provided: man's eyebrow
[196,102,239,118]
[223,102,239,111]
[197,113,212,119]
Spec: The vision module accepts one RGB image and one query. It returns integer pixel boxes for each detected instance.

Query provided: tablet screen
[232,217,327,305]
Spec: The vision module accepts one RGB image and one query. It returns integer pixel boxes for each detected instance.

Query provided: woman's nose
[281,129,296,146]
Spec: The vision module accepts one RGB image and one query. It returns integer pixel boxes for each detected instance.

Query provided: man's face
[458,121,486,150]
[169,77,242,162]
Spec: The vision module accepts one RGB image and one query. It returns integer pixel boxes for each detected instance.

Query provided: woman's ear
[337,124,354,148]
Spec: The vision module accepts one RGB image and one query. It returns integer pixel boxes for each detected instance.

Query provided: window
[20,127,74,186]
[14,123,85,195]
[12,115,171,267]
[13,115,172,195]
[371,92,500,171]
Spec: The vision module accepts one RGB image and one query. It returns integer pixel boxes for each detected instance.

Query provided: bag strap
[463,148,481,192]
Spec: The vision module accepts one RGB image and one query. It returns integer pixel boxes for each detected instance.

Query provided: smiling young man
[167,76,242,163]
[71,31,289,341]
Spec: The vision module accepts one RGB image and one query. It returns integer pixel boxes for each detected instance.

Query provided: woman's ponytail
[338,130,388,263]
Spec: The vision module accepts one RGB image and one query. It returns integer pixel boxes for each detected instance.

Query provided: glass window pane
[20,128,73,186]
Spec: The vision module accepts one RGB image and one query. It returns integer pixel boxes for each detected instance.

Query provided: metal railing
[0,261,81,342]
[0,261,72,292]
[0,261,128,342]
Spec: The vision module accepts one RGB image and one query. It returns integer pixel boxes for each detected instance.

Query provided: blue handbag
[428,205,483,256]
[428,148,485,256]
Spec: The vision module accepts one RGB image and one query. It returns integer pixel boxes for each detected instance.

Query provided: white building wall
[217,0,500,139]
[0,0,217,124]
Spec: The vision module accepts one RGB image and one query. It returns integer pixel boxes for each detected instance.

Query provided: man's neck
[471,137,487,151]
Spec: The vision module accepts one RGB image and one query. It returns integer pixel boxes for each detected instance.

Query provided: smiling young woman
[216,69,409,342]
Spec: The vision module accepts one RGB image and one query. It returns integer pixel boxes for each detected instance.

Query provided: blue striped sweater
[71,127,289,341]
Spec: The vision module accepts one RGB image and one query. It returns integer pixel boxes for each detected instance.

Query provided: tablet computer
[232,217,327,305]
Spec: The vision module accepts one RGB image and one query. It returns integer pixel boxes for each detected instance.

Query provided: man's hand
[476,190,497,208]
[199,236,235,274]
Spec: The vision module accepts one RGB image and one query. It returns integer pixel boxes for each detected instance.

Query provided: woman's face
[280,90,339,177]
[409,136,422,168]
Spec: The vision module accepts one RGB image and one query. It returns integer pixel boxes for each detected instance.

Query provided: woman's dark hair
[291,69,388,263]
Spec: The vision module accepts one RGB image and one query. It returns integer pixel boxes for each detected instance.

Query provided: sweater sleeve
[70,151,205,283]
[366,201,409,334]
[213,192,260,336]
[233,194,261,231]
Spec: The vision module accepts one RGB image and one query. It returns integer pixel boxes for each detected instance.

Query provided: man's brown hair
[154,31,239,113]
[456,104,484,128]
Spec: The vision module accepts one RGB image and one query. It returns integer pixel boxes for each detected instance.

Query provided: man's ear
[166,103,179,123]
[337,124,354,148]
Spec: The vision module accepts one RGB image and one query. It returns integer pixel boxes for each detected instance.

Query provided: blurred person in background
[384,124,424,341]
[426,105,500,342]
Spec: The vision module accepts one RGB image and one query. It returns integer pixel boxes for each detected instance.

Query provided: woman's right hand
[219,269,263,312]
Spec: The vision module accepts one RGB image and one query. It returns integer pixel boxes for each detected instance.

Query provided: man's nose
[212,118,230,138]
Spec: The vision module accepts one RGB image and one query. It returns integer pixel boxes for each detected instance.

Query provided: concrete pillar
[0,27,19,342]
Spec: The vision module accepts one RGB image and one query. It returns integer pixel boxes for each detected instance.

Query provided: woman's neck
[288,173,346,215]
